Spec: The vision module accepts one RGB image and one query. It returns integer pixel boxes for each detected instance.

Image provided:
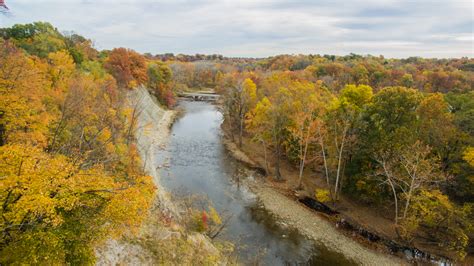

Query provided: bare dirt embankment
[222,135,405,266]
[96,87,221,265]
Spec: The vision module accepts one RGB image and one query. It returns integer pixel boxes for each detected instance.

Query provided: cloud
[0,0,472,58]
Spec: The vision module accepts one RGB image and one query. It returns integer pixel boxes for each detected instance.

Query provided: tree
[0,25,157,264]
[223,78,257,147]
[286,81,323,188]
[238,78,257,147]
[324,84,373,199]
[0,22,66,58]
[463,147,474,186]
[147,62,175,107]
[401,73,414,87]
[63,32,98,64]
[402,190,472,260]
[416,93,456,171]
[105,48,147,88]
[362,87,422,159]
[47,50,75,90]
[247,86,293,180]
[375,141,444,224]
[0,144,155,264]
[0,41,52,146]
[246,97,272,174]
[464,147,474,166]
[352,64,369,85]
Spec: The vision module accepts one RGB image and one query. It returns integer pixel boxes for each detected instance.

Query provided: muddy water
[157,101,355,265]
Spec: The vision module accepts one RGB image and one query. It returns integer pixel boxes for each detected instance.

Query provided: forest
[215,54,474,260]
[159,46,474,260]
[0,22,175,264]
[1,21,473,263]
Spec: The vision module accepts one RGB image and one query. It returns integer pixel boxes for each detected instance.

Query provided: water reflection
[157,101,355,265]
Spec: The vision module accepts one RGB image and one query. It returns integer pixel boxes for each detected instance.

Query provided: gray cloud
[1,0,472,58]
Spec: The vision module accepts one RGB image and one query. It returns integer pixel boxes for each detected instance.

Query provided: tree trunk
[297,137,309,189]
[275,139,282,180]
[334,126,347,200]
[381,161,399,224]
[388,178,399,224]
[239,114,243,148]
[318,128,330,187]
[262,139,269,175]
[403,179,415,219]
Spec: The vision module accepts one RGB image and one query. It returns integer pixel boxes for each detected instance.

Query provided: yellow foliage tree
[47,50,75,91]
[0,41,52,146]
[0,35,156,264]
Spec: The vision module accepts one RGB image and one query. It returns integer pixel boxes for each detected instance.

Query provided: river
[157,100,356,265]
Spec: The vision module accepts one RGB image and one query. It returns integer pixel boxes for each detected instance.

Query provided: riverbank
[222,131,406,265]
[251,185,403,265]
[95,87,224,265]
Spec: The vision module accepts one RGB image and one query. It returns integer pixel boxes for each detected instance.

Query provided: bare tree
[374,141,443,224]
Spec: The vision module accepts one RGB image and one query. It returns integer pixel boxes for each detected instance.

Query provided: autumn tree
[324,84,373,199]
[147,61,175,107]
[416,93,457,171]
[247,86,293,180]
[47,50,75,90]
[0,144,154,264]
[0,24,156,264]
[105,48,147,89]
[63,32,98,64]
[402,190,472,260]
[246,97,272,174]
[351,64,369,85]
[222,77,257,147]
[237,78,257,147]
[286,81,323,188]
[444,92,474,200]
[374,141,444,224]
[361,87,422,161]
[0,22,66,58]
[0,41,52,146]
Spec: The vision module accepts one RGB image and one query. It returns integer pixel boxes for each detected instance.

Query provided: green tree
[0,22,66,58]
[147,62,175,107]
[324,84,373,199]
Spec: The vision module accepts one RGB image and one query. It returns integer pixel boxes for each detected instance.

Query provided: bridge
[178,91,220,101]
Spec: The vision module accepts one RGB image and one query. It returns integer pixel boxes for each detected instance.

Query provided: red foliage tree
[105,48,147,89]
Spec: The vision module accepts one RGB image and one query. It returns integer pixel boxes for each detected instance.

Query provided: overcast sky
[1,0,473,58]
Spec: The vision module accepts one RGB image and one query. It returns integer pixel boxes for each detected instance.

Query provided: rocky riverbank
[222,132,405,265]
[250,184,404,265]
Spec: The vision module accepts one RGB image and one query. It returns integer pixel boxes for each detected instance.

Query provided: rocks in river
[156,163,171,169]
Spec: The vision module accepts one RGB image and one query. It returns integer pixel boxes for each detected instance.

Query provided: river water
[157,100,355,265]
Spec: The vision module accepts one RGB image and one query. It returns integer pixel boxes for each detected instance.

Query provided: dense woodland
[153,50,474,260]
[216,53,474,259]
[1,21,473,263]
[0,22,175,264]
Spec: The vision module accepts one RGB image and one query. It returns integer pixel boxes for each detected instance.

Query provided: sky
[0,0,473,58]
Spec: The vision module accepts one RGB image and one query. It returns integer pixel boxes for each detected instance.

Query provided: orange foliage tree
[105,47,148,89]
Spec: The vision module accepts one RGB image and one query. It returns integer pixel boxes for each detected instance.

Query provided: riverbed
[156,100,362,265]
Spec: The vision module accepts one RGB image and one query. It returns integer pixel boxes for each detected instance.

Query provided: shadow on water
[156,100,356,265]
